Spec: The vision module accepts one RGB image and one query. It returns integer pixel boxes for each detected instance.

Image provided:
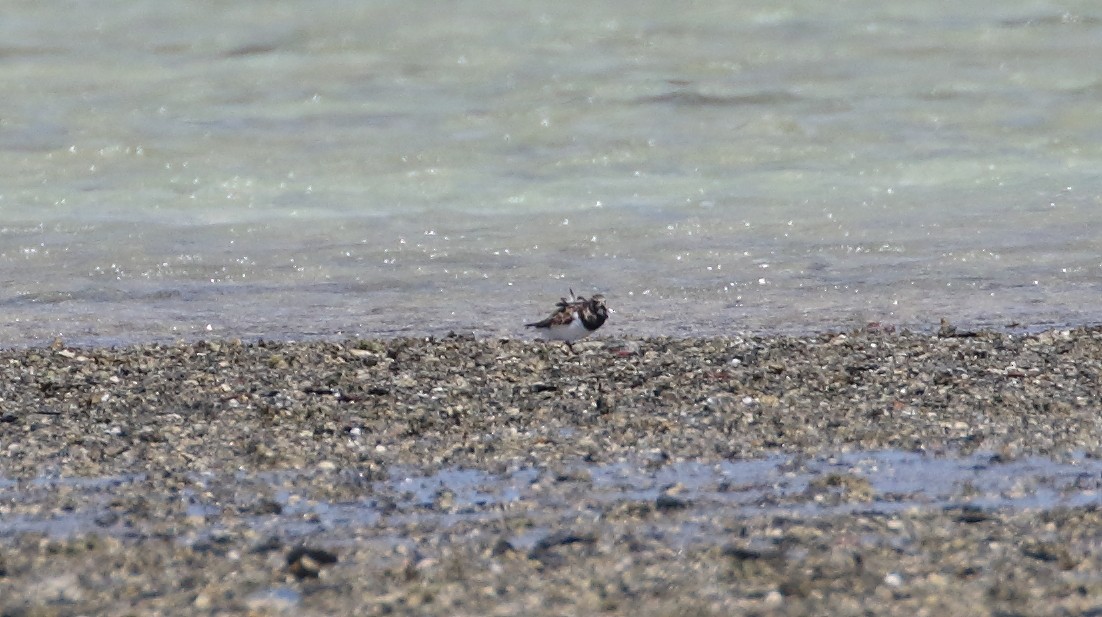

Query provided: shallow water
[2,451,1100,544]
[2,2,1102,345]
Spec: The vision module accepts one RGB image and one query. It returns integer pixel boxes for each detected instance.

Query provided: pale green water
[2,1,1101,345]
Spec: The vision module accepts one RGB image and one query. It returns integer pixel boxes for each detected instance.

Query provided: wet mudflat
[2,328,1102,615]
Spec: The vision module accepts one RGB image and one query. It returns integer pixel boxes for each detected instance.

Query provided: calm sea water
[2,1,1101,346]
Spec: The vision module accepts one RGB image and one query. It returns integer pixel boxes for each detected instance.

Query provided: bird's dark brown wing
[526,305,576,329]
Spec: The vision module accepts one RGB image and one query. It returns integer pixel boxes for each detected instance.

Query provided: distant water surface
[2,1,1101,345]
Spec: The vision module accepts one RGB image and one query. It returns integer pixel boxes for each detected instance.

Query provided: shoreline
[3,328,1102,615]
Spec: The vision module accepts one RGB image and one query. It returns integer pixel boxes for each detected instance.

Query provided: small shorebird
[526,289,609,350]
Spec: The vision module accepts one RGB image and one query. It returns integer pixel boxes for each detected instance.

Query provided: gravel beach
[2,327,1102,615]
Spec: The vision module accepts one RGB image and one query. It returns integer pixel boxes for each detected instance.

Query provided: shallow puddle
[2,451,1100,546]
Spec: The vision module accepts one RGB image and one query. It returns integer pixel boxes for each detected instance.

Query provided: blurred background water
[2,1,1101,346]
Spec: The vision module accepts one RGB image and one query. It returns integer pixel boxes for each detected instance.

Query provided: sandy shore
[2,328,1101,615]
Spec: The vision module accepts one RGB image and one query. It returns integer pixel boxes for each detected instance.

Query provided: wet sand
[2,327,1102,615]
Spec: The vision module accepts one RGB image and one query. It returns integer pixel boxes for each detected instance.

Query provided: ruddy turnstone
[526,289,609,349]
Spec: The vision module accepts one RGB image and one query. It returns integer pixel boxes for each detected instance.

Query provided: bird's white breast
[539,313,591,342]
